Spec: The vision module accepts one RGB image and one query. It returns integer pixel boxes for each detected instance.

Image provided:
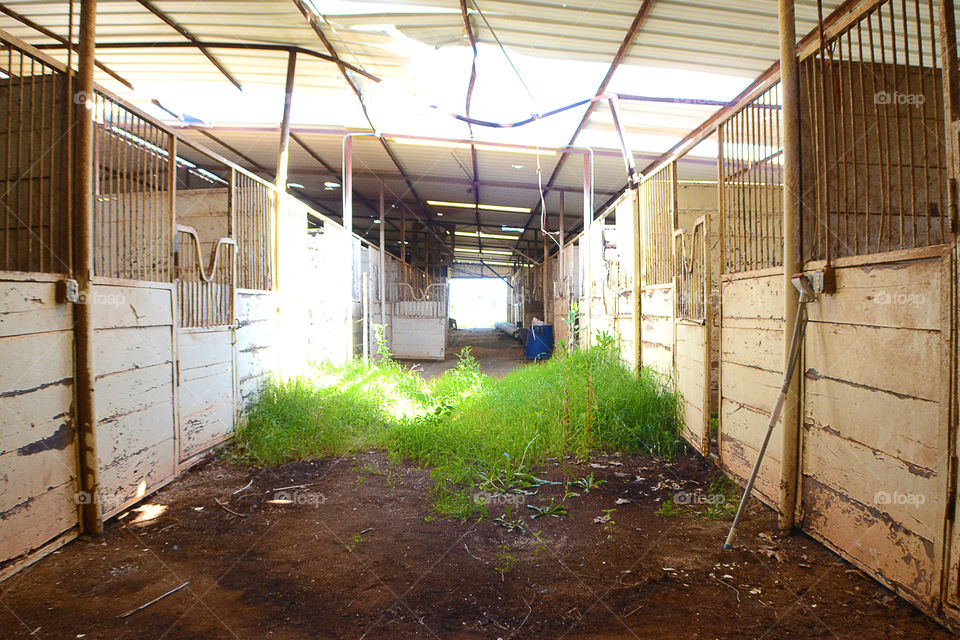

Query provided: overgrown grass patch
[231,339,684,517]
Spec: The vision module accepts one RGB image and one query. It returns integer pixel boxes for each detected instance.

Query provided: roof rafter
[513,0,657,253]
[0,3,134,90]
[133,0,242,91]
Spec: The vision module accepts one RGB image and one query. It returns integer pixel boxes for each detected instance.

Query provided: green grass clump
[232,337,683,516]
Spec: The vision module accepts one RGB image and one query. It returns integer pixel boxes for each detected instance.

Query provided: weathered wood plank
[640,286,672,317]
[0,381,73,455]
[721,325,784,372]
[0,330,73,394]
[720,274,783,320]
[804,374,940,471]
[91,284,172,329]
[178,329,232,371]
[98,438,176,517]
[802,424,940,542]
[805,258,941,330]
[719,428,780,509]
[94,325,173,377]
[804,323,940,402]
[0,281,72,338]
[721,361,783,416]
[0,444,77,513]
[801,476,937,609]
[97,401,176,473]
[721,396,784,460]
[180,367,232,419]
[179,401,234,461]
[0,481,78,563]
[236,292,278,324]
[96,363,174,421]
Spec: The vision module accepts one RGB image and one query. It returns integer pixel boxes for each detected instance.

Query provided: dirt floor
[1,450,951,639]
[410,328,527,379]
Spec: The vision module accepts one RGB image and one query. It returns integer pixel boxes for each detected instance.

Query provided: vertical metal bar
[3,47,11,269]
[889,0,905,249]
[837,31,850,256]
[854,24,865,255]
[902,0,917,249]
[932,0,949,239]
[915,0,932,246]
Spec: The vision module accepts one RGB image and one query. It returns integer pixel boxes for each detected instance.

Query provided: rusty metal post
[276,51,296,192]
[73,0,101,535]
[632,188,642,370]
[341,134,354,362]
[582,151,593,347]
[778,0,802,532]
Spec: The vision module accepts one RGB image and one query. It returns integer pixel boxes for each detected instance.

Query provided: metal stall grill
[639,162,676,285]
[799,0,948,261]
[718,81,784,273]
[0,38,69,274]
[92,92,172,282]
[176,226,234,328]
[233,171,274,291]
[674,217,707,323]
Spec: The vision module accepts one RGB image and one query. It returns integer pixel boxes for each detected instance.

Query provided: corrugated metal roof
[0,0,858,250]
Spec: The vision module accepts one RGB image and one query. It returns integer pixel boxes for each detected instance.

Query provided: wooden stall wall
[586,217,616,342]
[718,270,784,509]
[554,243,579,346]
[640,286,673,376]
[0,277,79,579]
[673,183,718,453]
[236,291,279,410]
[92,282,177,517]
[678,182,720,412]
[303,226,353,364]
[799,248,950,613]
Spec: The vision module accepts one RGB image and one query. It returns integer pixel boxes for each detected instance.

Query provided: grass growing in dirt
[231,336,683,517]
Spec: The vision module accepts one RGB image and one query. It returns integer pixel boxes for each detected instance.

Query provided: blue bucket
[525,324,554,361]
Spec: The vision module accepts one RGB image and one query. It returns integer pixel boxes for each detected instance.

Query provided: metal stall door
[390,282,449,360]
[174,225,237,466]
[673,217,711,455]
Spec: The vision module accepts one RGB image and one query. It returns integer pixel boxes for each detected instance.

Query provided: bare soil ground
[0,450,950,640]
[410,328,526,379]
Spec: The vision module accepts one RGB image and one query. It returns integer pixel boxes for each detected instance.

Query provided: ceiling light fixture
[454,230,519,241]
[426,200,530,214]
[390,137,557,157]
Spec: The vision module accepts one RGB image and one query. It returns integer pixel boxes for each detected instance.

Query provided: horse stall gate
[0,34,343,578]
[716,79,787,513]
[389,282,448,360]
[796,0,954,616]
[638,163,676,377]
[585,191,639,367]
[551,241,579,346]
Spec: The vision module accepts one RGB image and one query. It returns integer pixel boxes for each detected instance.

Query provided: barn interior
[2,0,960,637]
